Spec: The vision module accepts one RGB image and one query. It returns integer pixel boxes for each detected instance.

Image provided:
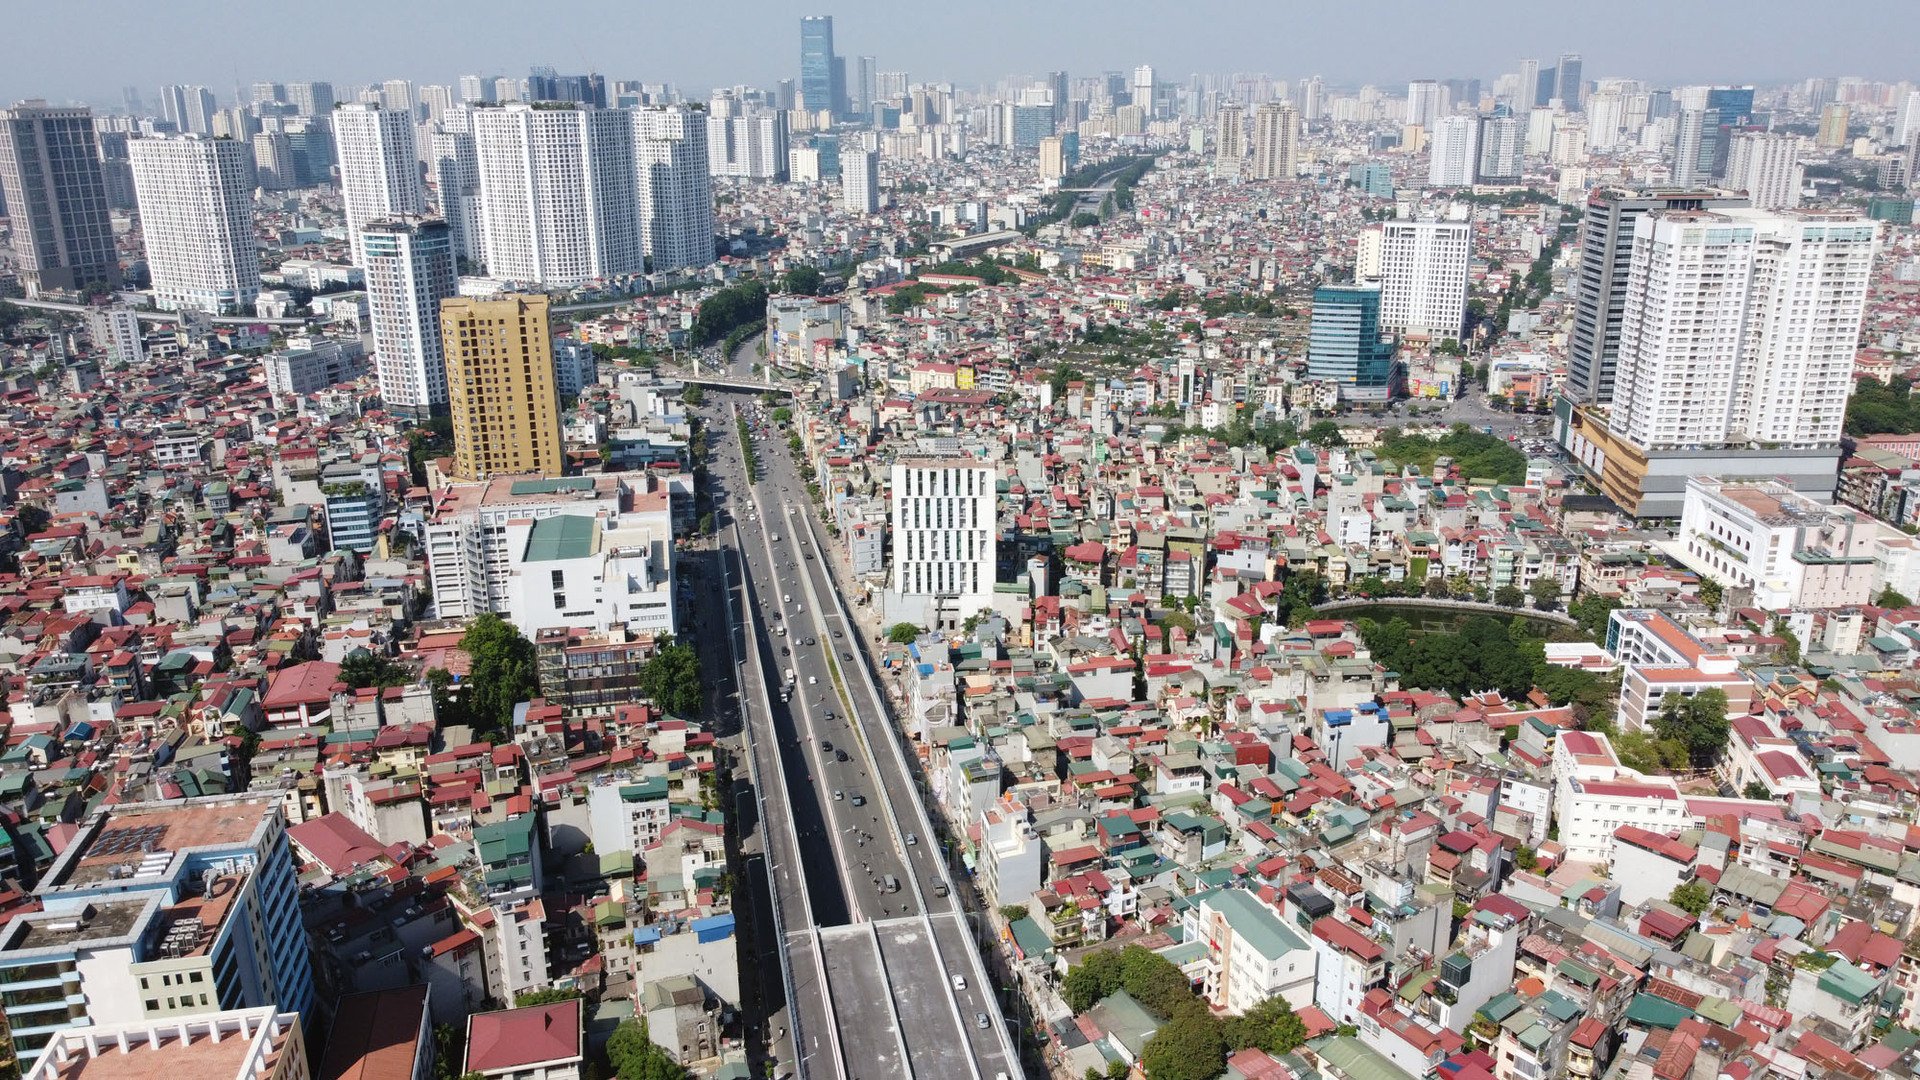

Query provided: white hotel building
[128,134,259,314]
[1370,218,1470,344]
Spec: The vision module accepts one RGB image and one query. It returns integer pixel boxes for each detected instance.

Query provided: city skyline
[9,0,1918,108]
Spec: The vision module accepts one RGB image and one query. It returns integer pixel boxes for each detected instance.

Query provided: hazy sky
[8,0,1916,107]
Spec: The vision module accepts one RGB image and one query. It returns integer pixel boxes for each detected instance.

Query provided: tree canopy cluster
[458,614,540,740]
[339,651,410,690]
[1846,377,1920,437]
[606,1018,689,1080]
[691,279,769,344]
[1062,945,1309,1080]
[1374,425,1527,485]
[639,640,703,716]
[1356,613,1613,721]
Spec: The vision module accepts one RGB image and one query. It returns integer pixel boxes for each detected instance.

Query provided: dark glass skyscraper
[800,16,842,118]
[1556,53,1583,111]
[1308,285,1399,403]
[0,101,117,297]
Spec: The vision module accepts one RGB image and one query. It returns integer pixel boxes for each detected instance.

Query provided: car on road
[804,637,816,646]
[781,647,790,656]
[975,1013,990,1029]
[833,790,844,800]
[951,974,966,991]
[850,793,866,806]
[832,630,843,638]
[807,676,818,685]
[835,750,849,762]
[906,833,917,846]
[842,652,853,662]
[820,740,831,751]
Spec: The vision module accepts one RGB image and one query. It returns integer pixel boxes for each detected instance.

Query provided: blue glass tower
[1308,285,1399,403]
[800,16,841,118]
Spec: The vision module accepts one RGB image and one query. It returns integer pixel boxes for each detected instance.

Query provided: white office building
[887,458,996,632]
[1376,218,1470,343]
[501,512,674,637]
[1678,477,1876,610]
[1427,113,1479,187]
[1726,132,1805,210]
[632,105,714,272]
[1610,208,1876,453]
[427,472,674,621]
[334,103,426,266]
[128,134,259,314]
[362,216,456,415]
[843,148,879,214]
[472,103,641,286]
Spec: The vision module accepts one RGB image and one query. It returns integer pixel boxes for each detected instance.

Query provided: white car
[951,974,967,991]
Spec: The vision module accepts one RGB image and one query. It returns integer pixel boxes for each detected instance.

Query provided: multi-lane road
[701,391,1020,1080]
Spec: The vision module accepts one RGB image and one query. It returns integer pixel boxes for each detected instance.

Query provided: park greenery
[1063,945,1309,1080]
[1374,425,1527,485]
[692,278,769,344]
[458,614,540,741]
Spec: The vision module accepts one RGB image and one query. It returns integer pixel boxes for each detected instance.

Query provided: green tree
[1070,212,1100,228]
[1669,879,1711,917]
[606,1018,688,1080]
[1514,845,1539,872]
[1527,575,1563,611]
[514,988,583,1007]
[1303,420,1346,447]
[1062,949,1126,1012]
[1742,781,1772,800]
[1494,584,1526,608]
[1697,577,1723,610]
[780,265,824,295]
[459,614,540,740]
[691,279,769,344]
[339,650,410,689]
[1221,993,1309,1055]
[426,666,465,727]
[772,406,792,424]
[1141,1006,1226,1080]
[1567,594,1622,643]
[639,641,703,716]
[886,622,922,645]
[1651,688,1731,768]
[1159,609,1195,634]
[682,384,704,406]
[1877,586,1913,609]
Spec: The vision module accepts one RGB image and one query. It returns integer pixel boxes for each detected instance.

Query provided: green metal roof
[1198,888,1308,960]
[1624,993,1691,1030]
[523,514,599,562]
[510,477,595,496]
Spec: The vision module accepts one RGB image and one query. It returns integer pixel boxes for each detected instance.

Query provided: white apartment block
[1405,80,1443,130]
[977,799,1043,907]
[128,134,259,314]
[1611,209,1876,453]
[1182,889,1316,1014]
[429,108,485,271]
[1551,729,1696,862]
[1679,477,1876,610]
[1377,218,1470,343]
[472,103,641,286]
[1427,114,1478,187]
[427,472,663,620]
[501,511,674,637]
[1310,916,1388,1024]
[706,95,789,182]
[1606,607,1752,731]
[86,306,143,366]
[632,105,715,272]
[362,216,456,414]
[263,337,366,399]
[1251,102,1299,180]
[843,148,879,214]
[1214,103,1244,181]
[887,458,997,632]
[334,103,426,266]
[1727,132,1804,210]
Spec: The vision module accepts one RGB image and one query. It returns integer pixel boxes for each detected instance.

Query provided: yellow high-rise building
[441,294,564,479]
